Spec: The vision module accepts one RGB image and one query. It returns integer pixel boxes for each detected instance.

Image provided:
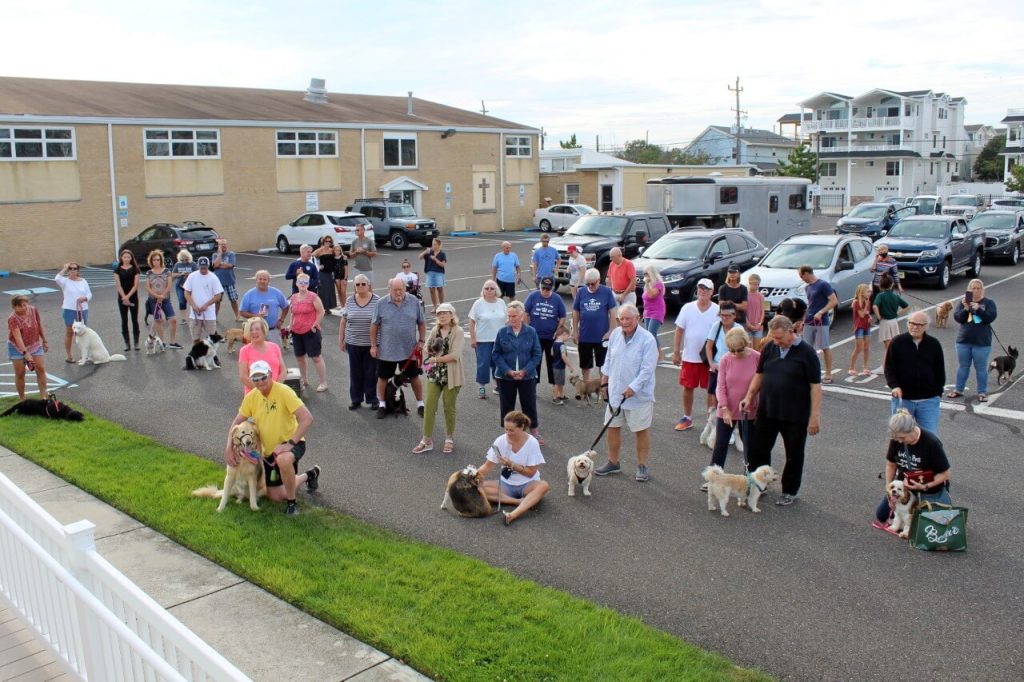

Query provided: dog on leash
[382,374,409,417]
[702,465,778,517]
[1,394,84,422]
[224,327,245,353]
[934,300,953,329]
[989,346,1018,386]
[71,320,127,365]
[885,480,918,539]
[184,333,223,370]
[568,373,602,405]
[440,465,492,517]
[567,451,596,497]
[145,332,166,355]
[280,327,292,351]
[192,420,267,511]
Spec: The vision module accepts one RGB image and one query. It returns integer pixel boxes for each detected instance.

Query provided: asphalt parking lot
[3,232,1023,681]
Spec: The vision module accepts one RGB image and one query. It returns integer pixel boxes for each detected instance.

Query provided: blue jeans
[475,341,495,386]
[891,396,940,436]
[954,343,991,394]
[642,318,662,336]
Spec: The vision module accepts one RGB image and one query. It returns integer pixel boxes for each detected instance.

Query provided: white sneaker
[735,434,744,453]
[729,432,735,446]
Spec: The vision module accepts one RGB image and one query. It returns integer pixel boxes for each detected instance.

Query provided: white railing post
[64,520,106,681]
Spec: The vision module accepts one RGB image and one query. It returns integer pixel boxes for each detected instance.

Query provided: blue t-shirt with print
[572,285,617,343]
[492,252,521,283]
[524,290,566,340]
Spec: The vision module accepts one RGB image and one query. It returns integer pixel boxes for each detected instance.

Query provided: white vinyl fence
[0,472,250,682]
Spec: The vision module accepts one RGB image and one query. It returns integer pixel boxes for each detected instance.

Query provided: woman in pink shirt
[237,317,285,394]
[641,265,666,336]
[709,327,760,473]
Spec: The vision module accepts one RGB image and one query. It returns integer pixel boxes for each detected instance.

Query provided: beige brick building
[0,77,540,270]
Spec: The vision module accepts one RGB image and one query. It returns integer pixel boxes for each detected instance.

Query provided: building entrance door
[600,184,613,211]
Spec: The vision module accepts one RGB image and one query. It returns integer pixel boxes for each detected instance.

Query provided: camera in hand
[500,466,513,480]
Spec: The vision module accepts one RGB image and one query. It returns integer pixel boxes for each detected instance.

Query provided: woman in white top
[54,262,93,363]
[468,279,508,399]
[395,259,420,298]
[476,410,549,525]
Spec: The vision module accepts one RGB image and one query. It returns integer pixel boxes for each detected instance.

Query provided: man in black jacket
[884,311,945,435]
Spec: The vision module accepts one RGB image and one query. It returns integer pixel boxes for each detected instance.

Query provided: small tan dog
[934,301,953,329]
[569,373,602,406]
[567,450,596,496]
[192,420,266,511]
[702,464,778,517]
[886,479,918,538]
[224,327,246,353]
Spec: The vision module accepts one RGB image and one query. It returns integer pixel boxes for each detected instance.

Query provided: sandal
[978,393,988,403]
[411,439,433,454]
[442,437,455,454]
[847,370,857,376]
[946,390,964,399]
[859,370,872,377]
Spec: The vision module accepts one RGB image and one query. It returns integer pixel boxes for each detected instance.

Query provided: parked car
[538,211,672,284]
[120,222,219,269]
[909,195,943,215]
[275,211,374,254]
[875,215,983,289]
[631,228,767,308]
[742,234,875,316]
[942,194,987,221]
[991,197,1024,209]
[972,209,1024,264]
[346,198,438,250]
[533,203,596,232]
[882,196,913,206]
[835,202,916,240]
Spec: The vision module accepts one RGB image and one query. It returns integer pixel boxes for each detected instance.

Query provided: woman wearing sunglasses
[55,262,93,363]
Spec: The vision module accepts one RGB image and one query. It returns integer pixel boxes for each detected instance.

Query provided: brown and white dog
[569,373,602,406]
[567,450,595,497]
[192,420,266,511]
[886,479,917,538]
[224,327,246,353]
[702,464,778,517]
[440,465,492,517]
[934,301,953,329]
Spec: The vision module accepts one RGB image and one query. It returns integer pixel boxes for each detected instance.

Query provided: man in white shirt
[671,278,719,432]
[183,257,224,340]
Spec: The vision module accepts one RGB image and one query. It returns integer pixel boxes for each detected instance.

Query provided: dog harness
[745,472,766,498]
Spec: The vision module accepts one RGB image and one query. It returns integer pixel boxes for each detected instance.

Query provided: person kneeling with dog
[476,410,549,525]
[224,360,320,516]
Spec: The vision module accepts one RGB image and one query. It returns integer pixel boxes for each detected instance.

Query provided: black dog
[1,394,84,422]
[382,374,409,417]
[989,346,1018,386]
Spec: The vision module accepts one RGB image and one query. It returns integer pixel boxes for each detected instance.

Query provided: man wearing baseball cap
[671,278,719,431]
[566,244,587,299]
[524,276,567,390]
[224,359,321,516]
[183,256,224,341]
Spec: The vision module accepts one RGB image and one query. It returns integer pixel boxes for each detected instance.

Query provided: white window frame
[565,183,580,203]
[144,128,220,159]
[0,126,76,161]
[885,161,900,176]
[505,135,532,158]
[276,130,337,158]
[819,162,837,177]
[383,132,417,169]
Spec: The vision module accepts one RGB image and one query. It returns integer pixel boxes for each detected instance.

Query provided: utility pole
[728,77,746,166]
[480,100,488,116]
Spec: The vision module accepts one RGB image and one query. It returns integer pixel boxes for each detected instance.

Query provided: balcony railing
[804,116,908,133]
[819,144,910,154]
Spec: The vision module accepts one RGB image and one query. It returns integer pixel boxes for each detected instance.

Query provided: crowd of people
[8,236,1003,526]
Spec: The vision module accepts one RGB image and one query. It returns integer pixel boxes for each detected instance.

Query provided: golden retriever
[192,420,267,511]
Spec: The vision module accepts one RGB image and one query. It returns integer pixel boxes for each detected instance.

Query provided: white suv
[275,211,375,253]
[942,194,986,221]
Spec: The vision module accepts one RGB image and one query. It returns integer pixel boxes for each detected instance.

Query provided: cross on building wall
[478,177,490,203]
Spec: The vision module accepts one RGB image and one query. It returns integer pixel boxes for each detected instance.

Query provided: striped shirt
[342,294,379,346]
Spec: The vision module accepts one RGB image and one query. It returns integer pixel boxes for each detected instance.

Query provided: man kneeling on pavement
[224,360,321,516]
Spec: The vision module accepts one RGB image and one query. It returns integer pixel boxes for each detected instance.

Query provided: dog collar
[746,472,766,495]
[241,449,262,464]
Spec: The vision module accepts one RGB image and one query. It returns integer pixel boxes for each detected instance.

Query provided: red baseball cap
[567,244,577,253]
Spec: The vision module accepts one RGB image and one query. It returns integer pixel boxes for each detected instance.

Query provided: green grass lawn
[0,399,770,681]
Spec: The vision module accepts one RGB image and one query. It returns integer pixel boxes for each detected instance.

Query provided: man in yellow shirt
[224,360,318,515]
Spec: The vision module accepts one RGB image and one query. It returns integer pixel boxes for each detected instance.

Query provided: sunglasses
[355,283,369,287]
[68,266,79,270]
[250,374,269,382]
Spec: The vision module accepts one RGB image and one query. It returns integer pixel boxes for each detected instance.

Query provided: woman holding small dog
[238,317,285,394]
[8,295,49,400]
[873,410,952,529]
[949,278,997,402]
[476,410,549,525]
[283,274,328,392]
[55,262,93,363]
[412,302,464,454]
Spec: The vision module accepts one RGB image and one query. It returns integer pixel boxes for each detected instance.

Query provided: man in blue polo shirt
[491,241,521,301]
[524,276,567,390]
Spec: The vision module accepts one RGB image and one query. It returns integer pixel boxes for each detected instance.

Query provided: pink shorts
[679,361,709,389]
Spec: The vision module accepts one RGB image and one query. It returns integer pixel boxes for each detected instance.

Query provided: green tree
[973,134,1006,181]
[1004,163,1024,193]
[559,134,582,149]
[615,139,666,164]
[665,148,711,165]
[776,143,819,181]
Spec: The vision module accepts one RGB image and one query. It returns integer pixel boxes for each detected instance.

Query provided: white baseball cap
[248,360,272,378]
[697,278,714,290]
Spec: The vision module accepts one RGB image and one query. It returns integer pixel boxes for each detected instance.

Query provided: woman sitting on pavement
[413,302,465,454]
[238,316,285,394]
[872,409,952,530]
[476,410,550,526]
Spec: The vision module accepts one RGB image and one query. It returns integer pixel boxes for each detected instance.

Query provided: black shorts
[263,440,305,488]
[497,280,516,299]
[577,342,607,370]
[378,358,422,380]
[292,329,322,357]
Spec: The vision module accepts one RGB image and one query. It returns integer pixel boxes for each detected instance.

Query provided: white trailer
[646,176,812,247]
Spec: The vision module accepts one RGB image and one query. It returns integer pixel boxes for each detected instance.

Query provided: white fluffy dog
[886,480,917,538]
[71,320,126,365]
[567,450,595,497]
[702,464,778,517]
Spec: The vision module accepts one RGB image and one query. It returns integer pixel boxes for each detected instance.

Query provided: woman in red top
[283,274,327,392]
[7,295,49,400]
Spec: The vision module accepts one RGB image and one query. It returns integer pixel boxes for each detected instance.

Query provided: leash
[588,394,627,452]
[488,444,502,515]
[400,345,423,373]
[990,325,1011,357]
[75,302,84,323]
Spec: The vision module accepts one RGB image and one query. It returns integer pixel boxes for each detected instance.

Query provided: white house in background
[799,89,966,206]
[683,126,799,173]
[961,124,1002,180]
[777,112,812,142]
[1000,109,1024,181]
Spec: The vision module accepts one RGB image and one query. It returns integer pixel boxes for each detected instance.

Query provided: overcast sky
[5,0,1022,150]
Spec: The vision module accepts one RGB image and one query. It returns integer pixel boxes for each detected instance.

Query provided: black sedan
[632,227,767,308]
[120,221,220,268]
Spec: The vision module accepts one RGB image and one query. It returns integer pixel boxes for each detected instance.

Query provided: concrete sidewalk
[0,447,429,682]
